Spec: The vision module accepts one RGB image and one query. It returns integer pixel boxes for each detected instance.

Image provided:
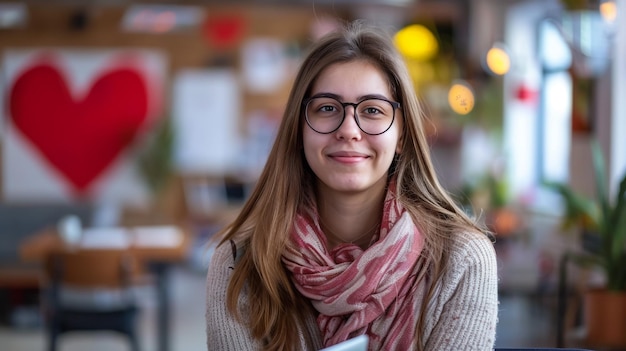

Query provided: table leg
[152,263,170,351]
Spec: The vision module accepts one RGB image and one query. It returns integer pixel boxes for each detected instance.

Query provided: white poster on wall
[171,69,242,175]
[241,38,290,94]
[1,49,167,204]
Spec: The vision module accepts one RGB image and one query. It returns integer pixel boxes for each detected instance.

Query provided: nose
[335,105,362,140]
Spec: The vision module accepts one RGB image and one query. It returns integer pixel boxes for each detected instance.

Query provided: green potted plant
[546,139,626,348]
[137,117,175,194]
[133,117,177,224]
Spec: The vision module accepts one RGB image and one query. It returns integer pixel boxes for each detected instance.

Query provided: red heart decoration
[9,62,149,194]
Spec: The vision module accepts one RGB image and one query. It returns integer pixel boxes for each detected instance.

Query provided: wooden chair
[42,249,141,351]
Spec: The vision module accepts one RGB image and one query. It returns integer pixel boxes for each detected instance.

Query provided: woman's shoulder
[446,230,496,267]
[434,231,498,302]
[209,239,241,269]
[205,239,243,300]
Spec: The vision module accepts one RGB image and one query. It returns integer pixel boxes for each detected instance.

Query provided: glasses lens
[355,99,395,135]
[305,97,344,134]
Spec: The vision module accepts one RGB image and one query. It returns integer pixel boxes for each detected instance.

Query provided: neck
[320,216,380,249]
[316,185,386,249]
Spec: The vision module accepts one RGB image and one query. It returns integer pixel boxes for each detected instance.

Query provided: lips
[327,150,370,163]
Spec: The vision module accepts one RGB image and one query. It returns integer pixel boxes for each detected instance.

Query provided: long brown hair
[217,20,487,351]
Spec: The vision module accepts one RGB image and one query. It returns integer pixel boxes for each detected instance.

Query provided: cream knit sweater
[206,232,499,350]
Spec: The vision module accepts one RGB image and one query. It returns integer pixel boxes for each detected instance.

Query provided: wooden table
[19,225,191,351]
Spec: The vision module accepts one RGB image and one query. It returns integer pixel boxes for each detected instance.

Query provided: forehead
[309,60,393,99]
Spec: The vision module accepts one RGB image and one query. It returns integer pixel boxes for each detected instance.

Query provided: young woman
[206,21,498,351]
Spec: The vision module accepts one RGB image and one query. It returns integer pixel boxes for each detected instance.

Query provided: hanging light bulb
[484,42,511,76]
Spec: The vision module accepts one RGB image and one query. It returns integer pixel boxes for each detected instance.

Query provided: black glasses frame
[303,94,401,135]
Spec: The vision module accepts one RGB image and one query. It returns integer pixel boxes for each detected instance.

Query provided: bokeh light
[600,0,617,23]
[448,81,475,115]
[485,44,511,76]
[394,24,438,61]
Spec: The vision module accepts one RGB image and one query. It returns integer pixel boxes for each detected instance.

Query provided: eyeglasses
[303,94,400,135]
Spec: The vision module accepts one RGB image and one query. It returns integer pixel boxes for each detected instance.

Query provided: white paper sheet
[79,227,131,249]
[132,225,183,248]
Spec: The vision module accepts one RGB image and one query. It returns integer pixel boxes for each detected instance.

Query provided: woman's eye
[360,106,383,116]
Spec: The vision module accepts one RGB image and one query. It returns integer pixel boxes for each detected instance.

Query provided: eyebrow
[310,92,392,102]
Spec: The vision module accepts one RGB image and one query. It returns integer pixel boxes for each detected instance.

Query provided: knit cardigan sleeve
[205,241,261,351]
[423,233,499,351]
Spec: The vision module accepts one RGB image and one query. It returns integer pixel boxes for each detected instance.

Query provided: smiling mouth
[328,152,370,164]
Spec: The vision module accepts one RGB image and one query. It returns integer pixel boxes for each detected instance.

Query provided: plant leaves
[544,181,600,230]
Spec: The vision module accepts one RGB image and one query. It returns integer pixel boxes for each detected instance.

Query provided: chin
[316,171,388,194]
[325,178,372,193]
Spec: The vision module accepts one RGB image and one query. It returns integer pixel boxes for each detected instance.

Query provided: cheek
[381,139,400,161]
[381,127,402,156]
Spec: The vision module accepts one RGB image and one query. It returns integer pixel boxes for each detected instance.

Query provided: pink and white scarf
[282,186,425,350]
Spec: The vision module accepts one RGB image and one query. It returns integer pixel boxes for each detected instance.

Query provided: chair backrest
[46,249,138,289]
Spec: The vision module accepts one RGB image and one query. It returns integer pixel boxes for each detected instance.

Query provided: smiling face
[303,60,403,197]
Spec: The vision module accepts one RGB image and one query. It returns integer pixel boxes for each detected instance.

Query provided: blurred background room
[0,0,624,350]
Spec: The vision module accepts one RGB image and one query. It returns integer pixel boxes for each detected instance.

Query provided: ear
[395,138,403,154]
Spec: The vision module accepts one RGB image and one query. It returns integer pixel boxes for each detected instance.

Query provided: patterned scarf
[282,186,425,350]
